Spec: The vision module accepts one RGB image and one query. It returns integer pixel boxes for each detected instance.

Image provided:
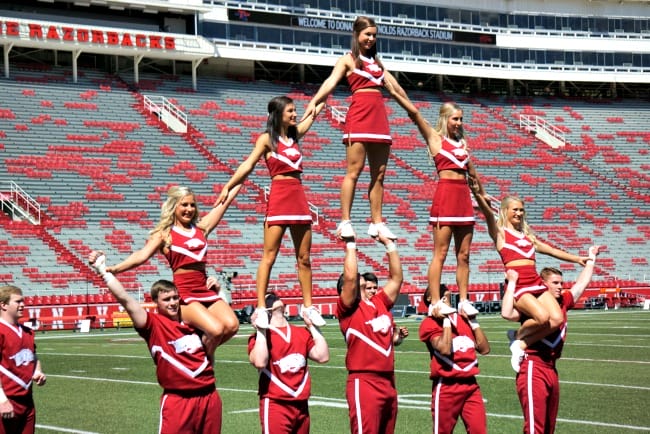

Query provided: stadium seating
[0,65,648,304]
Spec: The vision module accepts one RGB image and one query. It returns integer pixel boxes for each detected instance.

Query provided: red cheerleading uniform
[347,55,384,92]
[516,291,574,434]
[498,228,547,299]
[248,324,315,434]
[527,291,573,360]
[343,53,391,145]
[164,225,221,304]
[337,290,397,434]
[0,320,37,434]
[0,321,36,399]
[137,312,221,434]
[433,137,470,172]
[266,136,303,177]
[419,314,487,434]
[264,137,312,226]
[247,324,314,401]
[430,137,475,227]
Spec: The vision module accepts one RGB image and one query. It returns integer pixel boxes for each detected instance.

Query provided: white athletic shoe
[337,220,356,240]
[367,222,397,240]
[301,305,326,327]
[253,307,269,329]
[427,297,456,317]
[458,300,479,316]
[509,339,525,373]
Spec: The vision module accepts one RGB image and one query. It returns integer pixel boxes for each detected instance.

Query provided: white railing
[211,38,650,83]
[0,181,41,224]
[519,114,566,146]
[330,106,348,124]
[143,95,188,133]
[310,202,319,226]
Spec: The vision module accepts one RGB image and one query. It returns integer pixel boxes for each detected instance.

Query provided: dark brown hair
[266,96,298,152]
[150,279,177,301]
[351,16,384,70]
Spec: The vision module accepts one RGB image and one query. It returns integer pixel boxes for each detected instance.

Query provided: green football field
[32,309,650,433]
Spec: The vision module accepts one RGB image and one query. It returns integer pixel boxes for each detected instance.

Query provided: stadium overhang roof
[0,16,214,89]
[46,0,211,14]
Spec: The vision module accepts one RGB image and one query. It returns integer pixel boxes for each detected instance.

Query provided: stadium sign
[228,9,495,46]
[0,19,176,50]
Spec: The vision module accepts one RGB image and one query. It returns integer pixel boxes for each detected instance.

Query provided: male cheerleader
[0,285,46,434]
[89,251,222,434]
[502,245,600,434]
[337,231,402,434]
[248,292,329,433]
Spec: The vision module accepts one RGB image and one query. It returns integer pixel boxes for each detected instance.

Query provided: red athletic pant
[516,357,559,434]
[259,397,309,434]
[346,372,397,434]
[0,396,35,434]
[159,389,222,434]
[431,377,486,434]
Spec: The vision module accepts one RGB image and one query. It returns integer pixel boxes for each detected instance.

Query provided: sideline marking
[42,354,650,392]
[46,374,650,432]
[36,425,100,434]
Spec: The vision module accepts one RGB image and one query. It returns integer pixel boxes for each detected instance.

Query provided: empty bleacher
[1,66,648,305]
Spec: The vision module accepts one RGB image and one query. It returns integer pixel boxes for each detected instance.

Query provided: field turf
[32,309,650,433]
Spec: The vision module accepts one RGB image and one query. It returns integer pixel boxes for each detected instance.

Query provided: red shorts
[342,92,391,145]
[266,178,312,226]
[160,388,222,434]
[0,395,35,434]
[346,372,397,434]
[173,270,223,305]
[506,264,547,300]
[429,178,475,226]
[259,398,309,434]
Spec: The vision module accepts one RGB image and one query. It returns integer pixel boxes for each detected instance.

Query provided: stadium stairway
[1,66,647,303]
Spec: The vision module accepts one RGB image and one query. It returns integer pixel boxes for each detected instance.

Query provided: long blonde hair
[497,196,535,240]
[434,102,466,143]
[151,186,200,246]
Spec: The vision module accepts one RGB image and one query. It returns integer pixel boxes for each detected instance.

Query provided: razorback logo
[169,334,202,354]
[273,353,306,373]
[515,238,532,247]
[283,147,301,158]
[185,238,205,249]
[365,314,392,334]
[452,148,468,157]
[366,62,382,73]
[10,349,34,367]
[452,335,475,353]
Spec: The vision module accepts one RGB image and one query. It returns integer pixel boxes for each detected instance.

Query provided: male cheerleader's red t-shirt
[137,312,215,393]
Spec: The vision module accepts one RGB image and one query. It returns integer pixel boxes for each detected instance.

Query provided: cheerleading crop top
[265,136,303,177]
[164,225,208,271]
[434,137,470,173]
[346,53,384,92]
[498,227,536,265]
